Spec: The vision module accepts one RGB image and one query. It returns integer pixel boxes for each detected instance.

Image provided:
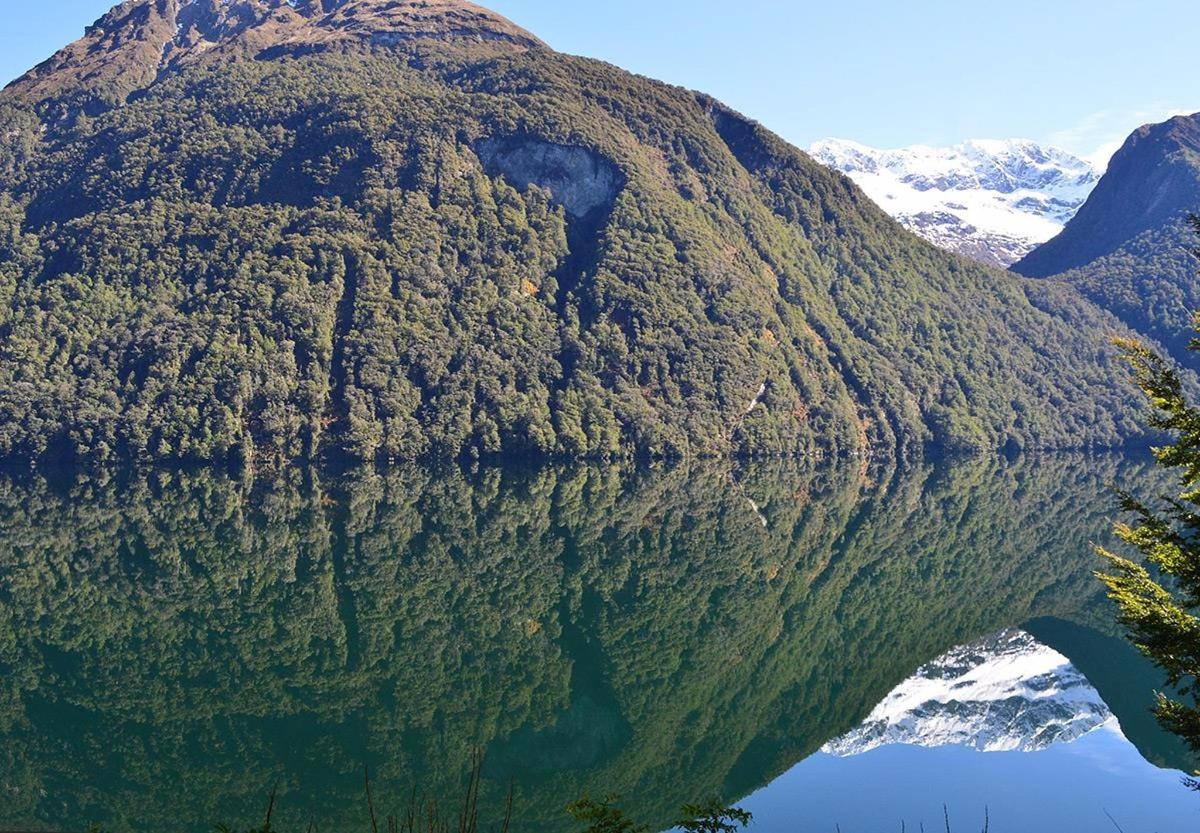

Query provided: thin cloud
[1048,103,1200,171]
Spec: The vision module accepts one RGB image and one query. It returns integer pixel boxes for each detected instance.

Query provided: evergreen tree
[1099,214,1200,761]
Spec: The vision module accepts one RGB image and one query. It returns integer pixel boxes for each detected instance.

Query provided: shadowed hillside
[1014,113,1200,366]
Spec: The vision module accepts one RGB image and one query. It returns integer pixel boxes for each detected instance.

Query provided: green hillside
[0,0,1147,466]
[1015,113,1200,367]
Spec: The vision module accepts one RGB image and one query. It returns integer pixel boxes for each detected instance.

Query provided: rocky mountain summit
[823,629,1115,756]
[6,0,544,108]
[1012,112,1200,364]
[810,139,1099,267]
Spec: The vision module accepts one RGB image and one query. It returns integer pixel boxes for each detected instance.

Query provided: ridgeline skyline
[2,0,1196,166]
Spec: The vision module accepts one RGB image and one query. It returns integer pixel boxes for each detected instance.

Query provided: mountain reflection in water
[0,455,1193,831]
[822,629,1114,755]
[748,629,1197,832]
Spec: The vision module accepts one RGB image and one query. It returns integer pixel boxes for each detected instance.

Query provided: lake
[0,454,1196,832]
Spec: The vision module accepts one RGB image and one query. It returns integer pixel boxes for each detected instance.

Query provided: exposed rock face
[475,138,623,219]
[4,0,545,107]
[823,629,1114,756]
[6,0,182,105]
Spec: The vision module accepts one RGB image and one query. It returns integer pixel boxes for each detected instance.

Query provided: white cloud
[1047,103,1200,172]
[1082,140,1125,172]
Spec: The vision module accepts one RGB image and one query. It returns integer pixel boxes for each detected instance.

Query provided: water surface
[0,455,1194,831]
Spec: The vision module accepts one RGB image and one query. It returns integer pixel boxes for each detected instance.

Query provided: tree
[567,795,752,833]
[566,796,649,833]
[1098,214,1200,763]
[676,799,753,833]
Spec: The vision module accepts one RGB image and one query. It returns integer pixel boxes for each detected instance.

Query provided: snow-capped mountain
[822,629,1115,756]
[809,139,1100,267]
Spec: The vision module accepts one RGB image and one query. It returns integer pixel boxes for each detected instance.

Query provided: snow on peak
[808,138,1101,268]
[822,629,1115,757]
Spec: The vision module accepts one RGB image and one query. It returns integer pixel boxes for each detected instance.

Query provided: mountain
[809,139,1099,268]
[822,629,1114,756]
[1015,115,1200,277]
[8,0,545,111]
[1013,113,1200,363]
[0,0,1147,466]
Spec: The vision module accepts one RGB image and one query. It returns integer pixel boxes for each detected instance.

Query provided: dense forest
[1051,218,1200,365]
[0,455,1183,832]
[1014,113,1200,367]
[0,0,1152,466]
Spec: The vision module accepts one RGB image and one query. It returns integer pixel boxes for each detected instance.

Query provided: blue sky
[4,0,1197,164]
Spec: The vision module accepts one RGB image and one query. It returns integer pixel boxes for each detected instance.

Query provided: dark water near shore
[0,454,1196,831]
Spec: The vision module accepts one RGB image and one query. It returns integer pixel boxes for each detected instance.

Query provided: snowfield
[809,138,1099,267]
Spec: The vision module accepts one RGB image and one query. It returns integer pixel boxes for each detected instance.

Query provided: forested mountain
[1013,113,1200,364]
[0,0,1149,466]
[1015,115,1200,277]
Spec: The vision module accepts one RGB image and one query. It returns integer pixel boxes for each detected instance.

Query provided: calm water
[0,455,1196,832]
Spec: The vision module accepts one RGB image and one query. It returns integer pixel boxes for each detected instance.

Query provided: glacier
[809,138,1100,268]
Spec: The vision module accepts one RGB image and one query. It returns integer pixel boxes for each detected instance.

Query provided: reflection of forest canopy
[0,455,1172,831]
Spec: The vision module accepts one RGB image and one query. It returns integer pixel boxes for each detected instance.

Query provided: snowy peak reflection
[823,629,1115,755]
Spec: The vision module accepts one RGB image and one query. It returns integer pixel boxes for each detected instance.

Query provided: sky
[3,0,1198,167]
[740,733,1199,833]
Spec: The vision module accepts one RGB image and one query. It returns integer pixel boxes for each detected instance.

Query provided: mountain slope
[0,0,1146,466]
[1013,113,1200,364]
[7,0,544,112]
[809,139,1099,268]
[1015,115,1200,277]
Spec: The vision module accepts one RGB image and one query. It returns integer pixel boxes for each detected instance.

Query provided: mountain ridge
[1014,113,1200,278]
[0,0,1149,465]
[4,0,545,110]
[1012,112,1200,365]
[809,138,1099,268]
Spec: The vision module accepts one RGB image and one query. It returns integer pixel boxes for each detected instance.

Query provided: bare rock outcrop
[475,137,622,219]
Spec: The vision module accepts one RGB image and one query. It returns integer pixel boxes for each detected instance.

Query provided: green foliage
[566,795,750,833]
[0,454,1178,832]
[1099,341,1200,756]
[1054,217,1200,367]
[1099,218,1200,765]
[566,796,647,833]
[0,39,1146,465]
[675,799,752,833]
